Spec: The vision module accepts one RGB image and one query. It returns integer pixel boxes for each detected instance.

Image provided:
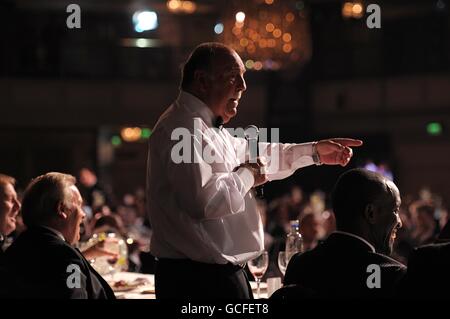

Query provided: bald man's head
[332,168,402,255]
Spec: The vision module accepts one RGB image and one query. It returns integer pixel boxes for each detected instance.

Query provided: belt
[157,258,246,272]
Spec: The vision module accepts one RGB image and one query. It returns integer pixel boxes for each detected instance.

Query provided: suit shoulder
[411,242,450,256]
[368,252,406,270]
[408,242,450,268]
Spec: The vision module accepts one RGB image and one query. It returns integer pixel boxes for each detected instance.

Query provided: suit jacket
[3,226,115,299]
[398,242,450,298]
[284,232,406,298]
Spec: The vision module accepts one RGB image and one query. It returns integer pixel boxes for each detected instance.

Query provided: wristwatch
[312,142,323,166]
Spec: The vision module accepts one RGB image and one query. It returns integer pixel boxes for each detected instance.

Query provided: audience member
[4,172,115,299]
[282,169,405,298]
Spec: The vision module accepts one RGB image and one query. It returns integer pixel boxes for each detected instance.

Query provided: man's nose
[397,214,403,229]
[237,76,246,92]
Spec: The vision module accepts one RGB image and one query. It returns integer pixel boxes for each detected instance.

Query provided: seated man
[398,221,450,298]
[0,174,21,261]
[398,242,450,298]
[283,168,406,298]
[3,172,115,299]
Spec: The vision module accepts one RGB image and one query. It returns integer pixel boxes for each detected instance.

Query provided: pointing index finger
[331,138,363,147]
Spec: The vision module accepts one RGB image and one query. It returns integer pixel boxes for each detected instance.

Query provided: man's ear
[57,202,68,219]
[364,204,377,225]
[194,70,210,91]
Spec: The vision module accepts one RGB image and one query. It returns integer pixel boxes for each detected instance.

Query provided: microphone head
[244,125,259,140]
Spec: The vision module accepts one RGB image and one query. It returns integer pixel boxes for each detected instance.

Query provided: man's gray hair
[21,172,76,227]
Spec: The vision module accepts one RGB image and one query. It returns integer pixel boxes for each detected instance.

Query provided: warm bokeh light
[232,26,242,35]
[342,2,364,19]
[273,28,282,38]
[259,39,268,48]
[221,0,312,70]
[265,0,274,4]
[265,23,275,33]
[236,11,246,23]
[352,3,363,14]
[240,38,249,47]
[342,2,353,18]
[181,1,196,14]
[250,31,259,41]
[167,0,197,14]
[121,127,142,142]
[285,12,295,22]
[267,39,276,48]
[282,43,292,53]
[167,0,181,11]
[253,61,263,70]
[282,33,292,42]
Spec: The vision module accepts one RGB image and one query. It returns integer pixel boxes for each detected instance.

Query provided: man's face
[0,183,21,236]
[206,50,247,124]
[371,181,402,255]
[64,185,86,245]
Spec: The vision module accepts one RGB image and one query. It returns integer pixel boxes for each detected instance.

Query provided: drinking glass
[107,256,119,281]
[277,251,288,276]
[248,251,269,298]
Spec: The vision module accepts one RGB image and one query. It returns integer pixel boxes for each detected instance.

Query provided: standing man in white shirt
[146,42,363,299]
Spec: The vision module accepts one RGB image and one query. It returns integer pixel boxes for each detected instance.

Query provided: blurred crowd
[2,168,154,274]
[3,168,448,279]
[259,184,449,278]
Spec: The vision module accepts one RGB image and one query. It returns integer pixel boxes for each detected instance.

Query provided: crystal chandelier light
[218,0,312,71]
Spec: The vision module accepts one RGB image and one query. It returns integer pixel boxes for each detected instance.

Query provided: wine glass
[277,251,288,276]
[248,251,269,298]
[107,256,119,281]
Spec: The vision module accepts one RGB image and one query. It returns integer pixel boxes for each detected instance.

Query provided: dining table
[104,271,270,299]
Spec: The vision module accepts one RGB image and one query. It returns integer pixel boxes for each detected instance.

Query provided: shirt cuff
[235,167,255,194]
[291,142,315,169]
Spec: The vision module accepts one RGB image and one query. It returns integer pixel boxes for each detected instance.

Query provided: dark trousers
[155,258,254,299]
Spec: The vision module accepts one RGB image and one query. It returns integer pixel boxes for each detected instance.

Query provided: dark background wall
[0,0,449,203]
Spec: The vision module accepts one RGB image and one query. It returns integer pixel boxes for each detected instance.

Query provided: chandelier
[218,0,312,71]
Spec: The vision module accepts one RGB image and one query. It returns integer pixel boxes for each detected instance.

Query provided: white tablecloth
[104,272,269,299]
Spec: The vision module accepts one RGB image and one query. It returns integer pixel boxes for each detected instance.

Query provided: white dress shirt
[146,91,316,265]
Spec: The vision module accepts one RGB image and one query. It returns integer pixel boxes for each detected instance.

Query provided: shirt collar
[177,91,218,128]
[333,230,376,253]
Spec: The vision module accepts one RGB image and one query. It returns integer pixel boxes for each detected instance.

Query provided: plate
[110,277,151,292]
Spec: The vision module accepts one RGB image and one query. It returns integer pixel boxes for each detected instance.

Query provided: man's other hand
[237,157,269,187]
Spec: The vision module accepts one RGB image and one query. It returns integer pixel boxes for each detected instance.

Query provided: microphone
[244,125,264,198]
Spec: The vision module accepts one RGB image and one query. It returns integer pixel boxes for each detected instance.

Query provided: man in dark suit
[283,168,406,298]
[397,222,450,298]
[3,172,115,299]
[0,174,21,262]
